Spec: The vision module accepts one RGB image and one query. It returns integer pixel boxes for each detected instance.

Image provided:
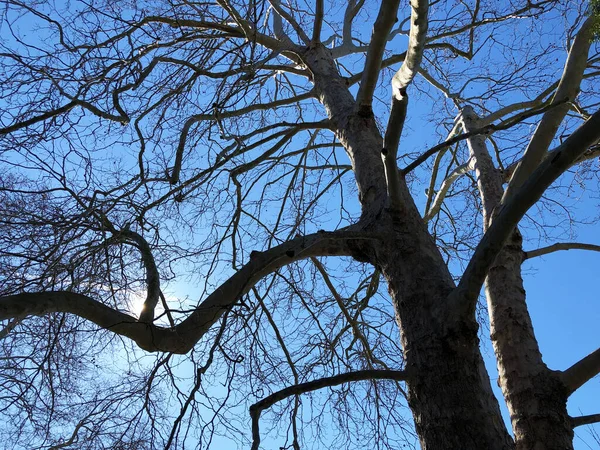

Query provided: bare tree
[0,0,599,449]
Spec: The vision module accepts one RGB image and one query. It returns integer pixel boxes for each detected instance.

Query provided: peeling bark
[461,106,573,449]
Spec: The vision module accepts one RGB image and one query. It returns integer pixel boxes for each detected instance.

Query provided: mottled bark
[304,46,513,449]
[462,107,572,449]
[379,213,513,450]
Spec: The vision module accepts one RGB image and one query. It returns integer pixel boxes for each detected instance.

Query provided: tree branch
[459,106,503,224]
[391,0,429,92]
[560,347,600,395]
[381,0,429,208]
[402,99,569,174]
[312,0,324,44]
[523,242,600,260]
[249,369,408,450]
[571,414,600,428]
[451,109,600,316]
[423,121,461,213]
[116,229,161,323]
[268,0,311,45]
[355,0,402,113]
[423,159,473,222]
[0,101,76,135]
[0,230,378,353]
[503,16,595,201]
[382,92,407,210]
[342,0,365,48]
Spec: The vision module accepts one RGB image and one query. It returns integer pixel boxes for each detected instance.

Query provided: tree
[0,0,599,448]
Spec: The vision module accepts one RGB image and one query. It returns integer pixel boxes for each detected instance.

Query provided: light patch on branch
[381,0,429,209]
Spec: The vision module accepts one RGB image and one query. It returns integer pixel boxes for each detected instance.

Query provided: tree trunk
[379,212,514,450]
[304,45,514,449]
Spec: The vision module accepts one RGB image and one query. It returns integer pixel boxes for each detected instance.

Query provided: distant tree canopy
[592,0,600,38]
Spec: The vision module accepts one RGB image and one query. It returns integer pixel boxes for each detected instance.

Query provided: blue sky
[1,1,599,448]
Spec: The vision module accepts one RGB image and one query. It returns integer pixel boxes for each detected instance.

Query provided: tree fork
[303,43,513,448]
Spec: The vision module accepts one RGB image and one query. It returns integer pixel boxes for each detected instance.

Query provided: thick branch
[560,347,600,395]
[382,92,407,209]
[379,0,428,208]
[524,242,600,260]
[342,0,365,47]
[312,0,324,44]
[249,369,408,450]
[0,101,76,135]
[460,106,503,224]
[391,0,428,92]
[451,109,600,315]
[0,230,376,353]
[268,0,311,45]
[503,16,594,201]
[571,414,600,428]
[355,0,402,112]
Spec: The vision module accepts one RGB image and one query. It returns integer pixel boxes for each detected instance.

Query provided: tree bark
[303,45,514,449]
[462,106,572,449]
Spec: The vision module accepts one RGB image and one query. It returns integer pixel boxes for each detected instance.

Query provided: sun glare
[127,290,147,318]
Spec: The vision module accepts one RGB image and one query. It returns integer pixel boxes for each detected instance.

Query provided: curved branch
[116,229,161,322]
[249,369,408,450]
[423,159,473,222]
[268,0,310,45]
[561,347,600,395]
[0,230,379,354]
[524,242,600,260]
